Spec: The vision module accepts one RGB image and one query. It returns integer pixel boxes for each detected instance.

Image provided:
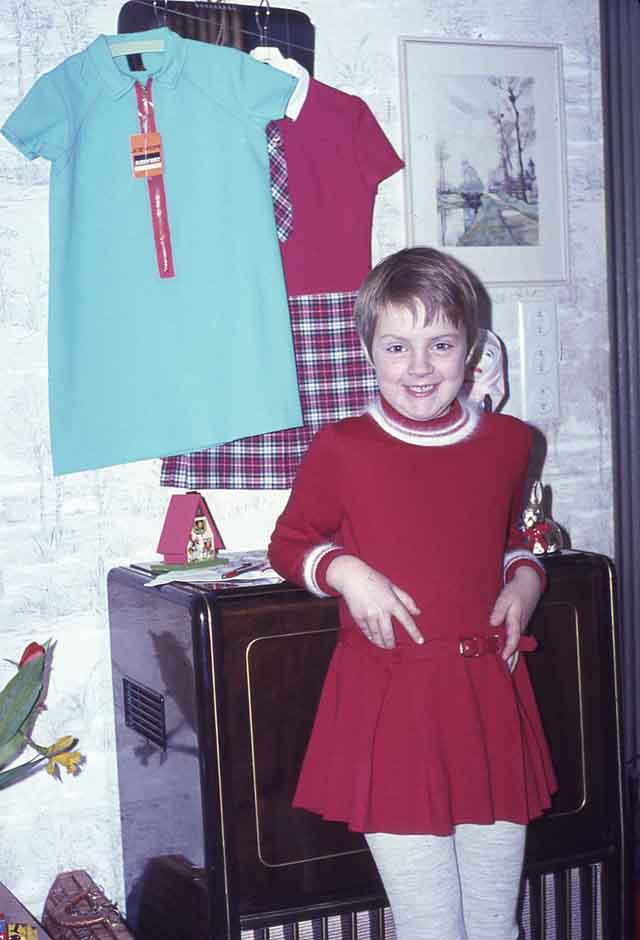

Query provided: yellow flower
[45,736,83,779]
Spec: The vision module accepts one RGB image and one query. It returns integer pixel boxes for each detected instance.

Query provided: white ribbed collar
[367,396,481,447]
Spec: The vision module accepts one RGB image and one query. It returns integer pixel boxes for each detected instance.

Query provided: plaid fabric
[160,291,378,488]
[266,121,293,242]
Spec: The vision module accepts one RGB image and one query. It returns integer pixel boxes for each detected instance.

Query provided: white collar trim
[367,397,481,446]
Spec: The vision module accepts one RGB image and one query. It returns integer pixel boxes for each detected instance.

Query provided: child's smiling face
[371,302,468,422]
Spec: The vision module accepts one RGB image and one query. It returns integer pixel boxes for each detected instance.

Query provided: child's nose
[409,349,434,374]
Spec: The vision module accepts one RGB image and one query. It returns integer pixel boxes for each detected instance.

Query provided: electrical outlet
[518,301,560,422]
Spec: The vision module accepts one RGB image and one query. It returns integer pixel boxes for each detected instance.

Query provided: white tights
[365,821,526,940]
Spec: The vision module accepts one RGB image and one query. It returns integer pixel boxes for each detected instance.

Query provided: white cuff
[302,543,340,597]
[503,548,544,582]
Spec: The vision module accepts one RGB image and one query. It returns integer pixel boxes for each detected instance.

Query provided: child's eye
[433,341,454,351]
[386,343,406,353]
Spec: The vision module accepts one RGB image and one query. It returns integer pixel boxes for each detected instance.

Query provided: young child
[268,247,557,940]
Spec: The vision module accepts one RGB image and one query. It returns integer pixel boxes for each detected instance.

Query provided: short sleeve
[353,98,404,188]
[1,71,69,162]
[235,53,296,126]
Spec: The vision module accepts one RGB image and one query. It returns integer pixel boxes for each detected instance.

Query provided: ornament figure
[521,480,563,555]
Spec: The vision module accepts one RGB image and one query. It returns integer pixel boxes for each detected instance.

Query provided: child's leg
[454,821,526,940]
[364,832,466,940]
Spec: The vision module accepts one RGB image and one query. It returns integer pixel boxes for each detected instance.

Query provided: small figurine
[462,328,506,413]
[157,491,225,565]
[521,480,563,555]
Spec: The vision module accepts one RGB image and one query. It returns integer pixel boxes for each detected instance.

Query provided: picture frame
[399,37,569,286]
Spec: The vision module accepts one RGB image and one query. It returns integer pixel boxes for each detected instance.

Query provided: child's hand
[489,565,542,671]
[326,555,423,649]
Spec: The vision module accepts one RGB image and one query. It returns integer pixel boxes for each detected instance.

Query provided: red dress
[268,396,557,834]
[273,77,405,296]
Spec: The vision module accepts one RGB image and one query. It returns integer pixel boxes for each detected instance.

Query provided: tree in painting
[488,76,536,204]
[435,72,538,248]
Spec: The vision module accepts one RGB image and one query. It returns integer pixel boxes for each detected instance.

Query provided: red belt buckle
[459,635,482,657]
[458,633,503,657]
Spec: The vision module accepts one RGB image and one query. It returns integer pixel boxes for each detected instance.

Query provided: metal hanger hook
[254,0,271,45]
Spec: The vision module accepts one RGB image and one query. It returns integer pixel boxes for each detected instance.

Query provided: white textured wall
[0,0,609,916]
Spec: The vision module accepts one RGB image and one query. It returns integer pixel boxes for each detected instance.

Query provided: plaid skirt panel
[160,291,377,489]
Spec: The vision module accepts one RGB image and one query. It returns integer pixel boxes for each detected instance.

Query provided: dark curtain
[600,0,640,873]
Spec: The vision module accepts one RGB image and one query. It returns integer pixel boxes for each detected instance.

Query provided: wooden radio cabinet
[107,550,626,939]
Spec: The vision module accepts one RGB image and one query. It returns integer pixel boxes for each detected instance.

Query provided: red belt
[341,626,537,663]
[458,632,537,658]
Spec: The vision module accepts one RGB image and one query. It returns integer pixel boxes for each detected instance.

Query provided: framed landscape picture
[399,37,569,285]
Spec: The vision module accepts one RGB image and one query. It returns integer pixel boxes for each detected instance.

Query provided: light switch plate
[518,301,560,423]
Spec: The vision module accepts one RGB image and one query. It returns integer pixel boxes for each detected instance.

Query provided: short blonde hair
[355,247,482,357]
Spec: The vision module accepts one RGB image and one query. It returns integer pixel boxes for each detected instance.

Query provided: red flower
[18,642,46,668]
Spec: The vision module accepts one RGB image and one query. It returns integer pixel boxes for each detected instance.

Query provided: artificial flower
[45,736,83,779]
[0,642,84,789]
[18,642,46,668]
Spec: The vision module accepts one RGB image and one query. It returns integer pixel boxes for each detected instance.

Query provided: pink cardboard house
[157,492,225,565]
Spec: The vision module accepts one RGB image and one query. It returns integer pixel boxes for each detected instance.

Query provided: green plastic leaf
[0,728,27,770]
[0,755,45,790]
[0,647,47,747]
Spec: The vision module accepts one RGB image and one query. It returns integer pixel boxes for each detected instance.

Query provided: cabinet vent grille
[123,677,166,750]
[239,864,603,940]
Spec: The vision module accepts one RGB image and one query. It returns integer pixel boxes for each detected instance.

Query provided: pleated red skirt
[293,630,557,835]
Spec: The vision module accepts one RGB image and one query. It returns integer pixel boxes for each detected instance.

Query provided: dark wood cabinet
[107,550,626,939]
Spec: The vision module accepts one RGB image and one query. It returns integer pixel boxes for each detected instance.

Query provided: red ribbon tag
[134,79,175,279]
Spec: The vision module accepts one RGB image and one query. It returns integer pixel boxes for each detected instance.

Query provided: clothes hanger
[254,0,271,47]
[250,0,309,119]
[155,0,169,27]
[108,0,168,71]
[110,0,167,58]
[118,0,315,68]
[109,35,165,55]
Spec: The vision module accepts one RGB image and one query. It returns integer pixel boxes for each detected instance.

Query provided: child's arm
[325,555,423,649]
[269,425,423,649]
[491,430,546,669]
[268,425,345,587]
[489,564,542,667]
